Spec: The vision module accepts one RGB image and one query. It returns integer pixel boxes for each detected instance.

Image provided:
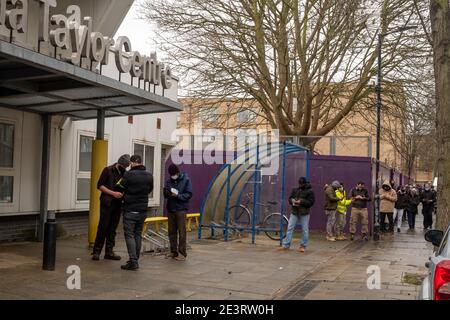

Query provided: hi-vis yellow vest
[336,190,352,214]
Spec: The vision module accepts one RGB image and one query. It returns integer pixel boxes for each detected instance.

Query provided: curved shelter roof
[200,142,309,226]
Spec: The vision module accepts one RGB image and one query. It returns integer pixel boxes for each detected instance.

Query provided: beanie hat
[118,154,130,167]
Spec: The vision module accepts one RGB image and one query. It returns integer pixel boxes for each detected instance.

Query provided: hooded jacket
[395,189,408,209]
[336,189,352,214]
[163,172,193,212]
[324,184,341,210]
[379,182,397,213]
[288,182,315,216]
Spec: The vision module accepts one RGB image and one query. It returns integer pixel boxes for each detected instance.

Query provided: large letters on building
[1,0,172,89]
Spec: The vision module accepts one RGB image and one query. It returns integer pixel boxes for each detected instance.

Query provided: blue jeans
[282,213,310,248]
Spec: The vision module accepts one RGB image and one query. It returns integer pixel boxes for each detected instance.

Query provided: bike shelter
[198,141,310,244]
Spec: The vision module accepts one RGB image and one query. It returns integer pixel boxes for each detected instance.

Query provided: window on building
[0,123,14,168]
[77,134,94,201]
[79,135,93,172]
[199,107,219,122]
[236,109,257,123]
[76,178,91,201]
[0,123,14,203]
[133,142,155,199]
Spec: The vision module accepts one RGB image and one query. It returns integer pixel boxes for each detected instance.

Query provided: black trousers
[407,212,416,229]
[168,211,187,257]
[93,203,122,255]
[123,211,147,263]
[423,206,434,229]
[380,212,394,232]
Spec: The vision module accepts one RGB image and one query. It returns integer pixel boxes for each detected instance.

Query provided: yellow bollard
[88,140,108,247]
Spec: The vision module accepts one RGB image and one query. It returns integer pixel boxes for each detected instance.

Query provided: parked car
[419,224,450,300]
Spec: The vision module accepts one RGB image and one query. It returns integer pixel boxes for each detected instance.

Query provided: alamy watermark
[366,265,381,290]
[66,265,81,290]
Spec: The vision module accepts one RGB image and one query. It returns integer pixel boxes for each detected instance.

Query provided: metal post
[374,33,383,241]
[251,144,260,244]
[279,141,287,246]
[224,164,231,241]
[38,114,51,242]
[96,109,105,140]
[42,211,56,270]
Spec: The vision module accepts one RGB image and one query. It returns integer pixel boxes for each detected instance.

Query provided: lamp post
[374,25,417,241]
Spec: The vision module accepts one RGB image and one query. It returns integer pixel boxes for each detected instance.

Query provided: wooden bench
[143,213,200,234]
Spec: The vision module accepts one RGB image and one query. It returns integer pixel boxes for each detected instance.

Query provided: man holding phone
[163,164,193,261]
[278,177,315,253]
[349,181,371,240]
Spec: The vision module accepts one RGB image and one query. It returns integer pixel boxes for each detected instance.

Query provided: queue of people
[91,154,192,271]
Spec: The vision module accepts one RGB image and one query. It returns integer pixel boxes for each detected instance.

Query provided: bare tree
[141,0,419,147]
[430,0,450,230]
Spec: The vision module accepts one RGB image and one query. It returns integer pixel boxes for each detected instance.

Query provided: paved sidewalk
[0,218,433,300]
[276,216,434,300]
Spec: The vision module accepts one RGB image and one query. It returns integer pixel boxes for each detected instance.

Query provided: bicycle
[225,192,289,241]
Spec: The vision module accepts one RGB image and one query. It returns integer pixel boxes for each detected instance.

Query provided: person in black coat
[420,183,436,230]
[394,186,408,233]
[116,154,153,270]
[163,164,193,261]
[406,188,420,230]
[278,177,315,252]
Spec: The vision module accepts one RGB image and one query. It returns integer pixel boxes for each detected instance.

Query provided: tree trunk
[431,0,450,230]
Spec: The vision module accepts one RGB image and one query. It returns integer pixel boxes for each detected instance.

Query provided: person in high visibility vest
[335,183,352,241]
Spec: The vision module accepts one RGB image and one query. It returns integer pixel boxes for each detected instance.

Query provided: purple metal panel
[308,155,373,232]
[163,151,413,235]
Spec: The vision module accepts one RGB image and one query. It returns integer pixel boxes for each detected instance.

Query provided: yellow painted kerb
[88,139,108,247]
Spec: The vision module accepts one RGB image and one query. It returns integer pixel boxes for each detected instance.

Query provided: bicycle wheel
[262,213,289,241]
[227,205,251,232]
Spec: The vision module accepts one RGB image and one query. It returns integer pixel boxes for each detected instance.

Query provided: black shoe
[121,261,139,271]
[350,234,354,241]
[92,253,100,261]
[104,253,121,260]
[397,228,401,233]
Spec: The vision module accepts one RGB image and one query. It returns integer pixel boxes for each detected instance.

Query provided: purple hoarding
[164,151,410,234]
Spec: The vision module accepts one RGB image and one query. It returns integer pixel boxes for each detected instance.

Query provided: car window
[437,225,450,257]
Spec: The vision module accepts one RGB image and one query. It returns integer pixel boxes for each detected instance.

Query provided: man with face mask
[394,186,408,233]
[92,154,130,261]
[278,177,315,252]
[420,183,436,230]
[163,164,193,261]
[379,181,398,233]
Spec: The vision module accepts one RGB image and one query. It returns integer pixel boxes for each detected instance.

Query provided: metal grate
[280,280,321,300]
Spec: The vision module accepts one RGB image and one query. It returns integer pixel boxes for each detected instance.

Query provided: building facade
[0,0,180,241]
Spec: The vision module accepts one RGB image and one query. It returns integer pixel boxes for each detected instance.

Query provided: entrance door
[159,145,173,216]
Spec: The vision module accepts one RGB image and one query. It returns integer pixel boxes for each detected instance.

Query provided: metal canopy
[0,41,181,120]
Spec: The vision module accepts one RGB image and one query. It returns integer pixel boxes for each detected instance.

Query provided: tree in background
[141,0,421,148]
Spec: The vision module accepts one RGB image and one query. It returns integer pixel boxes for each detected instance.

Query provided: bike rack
[199,141,310,244]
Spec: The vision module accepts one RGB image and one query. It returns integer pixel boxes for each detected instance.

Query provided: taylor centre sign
[0,0,172,89]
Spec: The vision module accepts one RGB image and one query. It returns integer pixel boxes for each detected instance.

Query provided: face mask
[171,175,179,180]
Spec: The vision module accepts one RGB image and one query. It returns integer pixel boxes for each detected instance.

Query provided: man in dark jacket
[394,186,408,233]
[116,154,153,270]
[163,164,193,261]
[324,181,342,241]
[420,183,436,230]
[92,154,130,261]
[349,181,371,241]
[278,177,315,253]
